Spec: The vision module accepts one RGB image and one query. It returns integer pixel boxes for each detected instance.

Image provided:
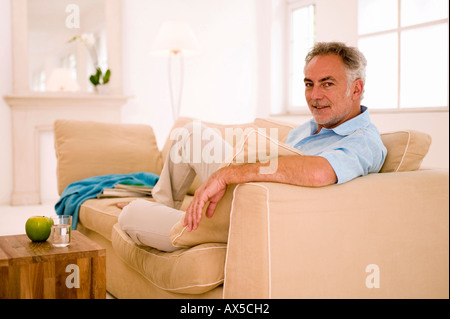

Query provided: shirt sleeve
[318,132,387,184]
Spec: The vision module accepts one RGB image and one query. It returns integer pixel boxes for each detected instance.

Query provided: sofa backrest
[162,117,432,175]
[53,118,431,195]
[161,117,297,194]
[54,120,163,195]
[160,117,257,163]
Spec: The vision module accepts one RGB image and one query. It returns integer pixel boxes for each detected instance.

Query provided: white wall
[371,112,449,169]
[0,0,12,205]
[121,0,268,148]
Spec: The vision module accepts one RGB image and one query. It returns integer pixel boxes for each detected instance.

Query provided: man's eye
[323,82,334,87]
[305,82,313,87]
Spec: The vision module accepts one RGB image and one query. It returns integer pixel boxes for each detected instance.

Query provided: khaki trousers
[118,121,233,251]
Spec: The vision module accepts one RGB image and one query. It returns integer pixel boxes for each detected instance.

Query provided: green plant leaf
[103,69,111,84]
[90,75,99,86]
[67,36,78,43]
[90,68,102,86]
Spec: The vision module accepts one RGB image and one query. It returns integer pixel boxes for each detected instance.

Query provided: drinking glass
[51,215,72,247]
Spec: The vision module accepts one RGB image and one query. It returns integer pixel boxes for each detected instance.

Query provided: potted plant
[69,33,111,93]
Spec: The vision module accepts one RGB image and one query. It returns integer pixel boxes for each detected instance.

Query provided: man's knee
[117,199,184,252]
[117,199,141,229]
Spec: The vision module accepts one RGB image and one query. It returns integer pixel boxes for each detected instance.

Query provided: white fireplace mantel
[4,93,129,206]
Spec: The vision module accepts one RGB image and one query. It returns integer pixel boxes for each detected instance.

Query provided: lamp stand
[168,50,184,122]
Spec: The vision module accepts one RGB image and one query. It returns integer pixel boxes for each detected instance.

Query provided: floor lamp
[151,20,201,122]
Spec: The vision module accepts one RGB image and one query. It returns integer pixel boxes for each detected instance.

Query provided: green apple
[25,216,54,242]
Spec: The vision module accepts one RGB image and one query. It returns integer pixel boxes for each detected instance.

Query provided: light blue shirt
[285,106,387,184]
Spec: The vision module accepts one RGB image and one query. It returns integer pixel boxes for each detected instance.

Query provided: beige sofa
[53,117,449,299]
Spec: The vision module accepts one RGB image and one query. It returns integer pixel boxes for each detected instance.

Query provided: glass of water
[51,215,72,247]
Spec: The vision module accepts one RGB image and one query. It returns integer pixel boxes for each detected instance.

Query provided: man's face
[304,54,361,130]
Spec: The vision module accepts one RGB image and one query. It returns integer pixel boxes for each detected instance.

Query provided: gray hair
[304,42,367,100]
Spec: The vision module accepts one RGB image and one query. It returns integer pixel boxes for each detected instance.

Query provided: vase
[95,84,110,95]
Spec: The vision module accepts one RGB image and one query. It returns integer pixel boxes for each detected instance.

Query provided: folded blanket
[55,172,159,229]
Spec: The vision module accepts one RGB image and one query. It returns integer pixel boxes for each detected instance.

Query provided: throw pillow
[380,130,432,173]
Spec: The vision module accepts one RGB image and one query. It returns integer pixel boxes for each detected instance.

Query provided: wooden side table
[0,231,106,299]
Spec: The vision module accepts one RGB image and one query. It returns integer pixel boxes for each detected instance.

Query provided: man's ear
[351,79,364,101]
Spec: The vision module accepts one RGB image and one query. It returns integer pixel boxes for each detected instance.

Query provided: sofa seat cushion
[111,223,226,295]
[79,197,152,241]
[79,196,194,241]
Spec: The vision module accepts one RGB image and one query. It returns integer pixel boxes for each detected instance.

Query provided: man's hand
[183,169,228,231]
[182,156,336,231]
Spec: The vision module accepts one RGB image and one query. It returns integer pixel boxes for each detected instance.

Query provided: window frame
[285,0,316,114]
[357,0,449,113]
[280,0,449,115]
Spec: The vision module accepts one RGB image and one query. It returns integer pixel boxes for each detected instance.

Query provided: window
[287,1,316,111]
[358,0,449,110]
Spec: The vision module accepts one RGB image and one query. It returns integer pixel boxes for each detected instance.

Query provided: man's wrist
[216,165,233,185]
[217,163,259,186]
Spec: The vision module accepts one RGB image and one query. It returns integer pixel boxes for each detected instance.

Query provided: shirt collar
[310,105,371,136]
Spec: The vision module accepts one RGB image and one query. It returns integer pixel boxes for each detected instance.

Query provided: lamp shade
[151,20,201,56]
[46,68,80,92]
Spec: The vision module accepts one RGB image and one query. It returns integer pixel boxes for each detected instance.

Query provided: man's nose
[309,85,323,100]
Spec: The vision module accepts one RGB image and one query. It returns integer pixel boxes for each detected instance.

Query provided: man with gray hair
[183,41,386,230]
[119,41,387,251]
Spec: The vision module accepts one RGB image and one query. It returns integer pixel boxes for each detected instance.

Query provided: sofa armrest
[54,120,163,195]
[223,169,449,298]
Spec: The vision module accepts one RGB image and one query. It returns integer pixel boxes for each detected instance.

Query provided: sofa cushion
[111,223,226,295]
[79,195,193,243]
[253,118,296,143]
[222,129,304,168]
[160,117,257,163]
[170,185,237,248]
[380,130,431,173]
[79,197,151,241]
[54,120,163,195]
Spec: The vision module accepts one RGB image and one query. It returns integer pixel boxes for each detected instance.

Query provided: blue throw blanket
[55,172,159,229]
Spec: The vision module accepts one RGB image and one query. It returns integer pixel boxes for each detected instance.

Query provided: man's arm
[184,155,337,231]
